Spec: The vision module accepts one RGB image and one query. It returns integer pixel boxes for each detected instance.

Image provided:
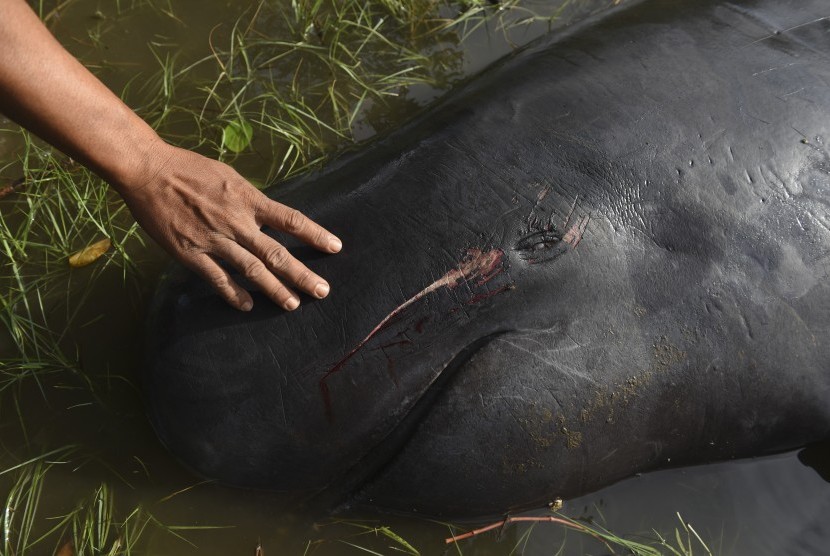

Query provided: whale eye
[517,230,560,251]
[516,230,567,263]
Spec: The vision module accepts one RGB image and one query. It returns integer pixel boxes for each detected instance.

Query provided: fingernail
[285,297,300,311]
[314,282,330,299]
[329,237,342,253]
[241,300,253,311]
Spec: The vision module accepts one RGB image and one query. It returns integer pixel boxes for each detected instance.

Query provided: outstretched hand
[120,143,342,312]
[0,0,341,312]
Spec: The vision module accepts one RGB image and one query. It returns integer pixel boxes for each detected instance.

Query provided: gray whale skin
[146,0,830,516]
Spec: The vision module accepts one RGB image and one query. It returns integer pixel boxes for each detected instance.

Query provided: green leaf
[222,119,253,153]
[377,527,419,555]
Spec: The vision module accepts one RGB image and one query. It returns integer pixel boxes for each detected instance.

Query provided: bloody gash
[319,247,512,422]
[145,0,830,517]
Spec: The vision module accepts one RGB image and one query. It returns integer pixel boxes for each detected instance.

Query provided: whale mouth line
[322,330,510,510]
[319,248,510,422]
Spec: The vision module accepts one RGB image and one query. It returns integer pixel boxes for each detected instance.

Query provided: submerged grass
[0,453,224,556]
[138,0,454,180]
[304,512,716,556]
[0,126,145,427]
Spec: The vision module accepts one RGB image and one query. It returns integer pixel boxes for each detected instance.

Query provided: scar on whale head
[319,248,511,421]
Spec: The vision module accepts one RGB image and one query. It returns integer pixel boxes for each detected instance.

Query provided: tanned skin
[0,0,342,312]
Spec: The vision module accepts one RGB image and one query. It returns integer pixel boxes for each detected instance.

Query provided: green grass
[300,512,716,555]
[0,127,146,444]
[0,452,226,556]
[136,0,454,181]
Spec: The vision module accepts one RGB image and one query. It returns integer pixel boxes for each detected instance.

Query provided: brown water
[1,1,829,554]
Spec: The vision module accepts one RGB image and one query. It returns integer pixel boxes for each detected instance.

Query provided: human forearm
[0,0,342,312]
[0,0,163,190]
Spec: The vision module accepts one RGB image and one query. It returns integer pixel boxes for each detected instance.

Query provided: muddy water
[1,0,829,554]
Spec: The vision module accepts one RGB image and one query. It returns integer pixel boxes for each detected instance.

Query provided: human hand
[118,142,342,312]
[0,1,341,312]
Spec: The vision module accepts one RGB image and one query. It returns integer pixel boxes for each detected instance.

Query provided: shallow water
[1,0,829,554]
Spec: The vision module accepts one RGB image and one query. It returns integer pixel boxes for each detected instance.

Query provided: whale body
[146,0,830,516]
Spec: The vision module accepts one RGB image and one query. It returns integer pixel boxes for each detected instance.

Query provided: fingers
[187,214,334,313]
[257,198,342,254]
[187,254,254,312]
[189,237,326,313]
[243,232,331,301]
[217,234,316,311]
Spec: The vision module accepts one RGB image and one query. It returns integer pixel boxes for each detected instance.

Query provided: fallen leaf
[0,177,25,199]
[55,540,74,556]
[222,119,254,153]
[68,238,111,268]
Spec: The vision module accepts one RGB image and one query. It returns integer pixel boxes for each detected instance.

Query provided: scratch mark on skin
[382,349,400,387]
[563,195,579,228]
[752,62,799,77]
[564,332,583,349]
[791,126,808,140]
[746,16,830,46]
[267,346,289,427]
[277,385,288,427]
[702,128,726,149]
[563,215,590,248]
[468,283,515,304]
[599,448,619,463]
[501,339,599,385]
[806,210,830,234]
[526,185,552,228]
[320,248,508,421]
[371,339,414,352]
[779,87,805,99]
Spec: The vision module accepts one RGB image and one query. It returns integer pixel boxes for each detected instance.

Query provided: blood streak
[467,283,515,305]
[319,248,506,420]
[563,215,590,248]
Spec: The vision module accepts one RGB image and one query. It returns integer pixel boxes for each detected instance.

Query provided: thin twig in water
[445,515,612,551]
[0,177,25,199]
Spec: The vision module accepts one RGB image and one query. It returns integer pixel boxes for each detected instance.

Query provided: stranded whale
[145,0,830,516]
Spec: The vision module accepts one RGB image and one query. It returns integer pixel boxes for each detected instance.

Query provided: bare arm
[0,0,341,311]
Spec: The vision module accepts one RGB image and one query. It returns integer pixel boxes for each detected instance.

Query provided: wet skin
[146,0,830,516]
